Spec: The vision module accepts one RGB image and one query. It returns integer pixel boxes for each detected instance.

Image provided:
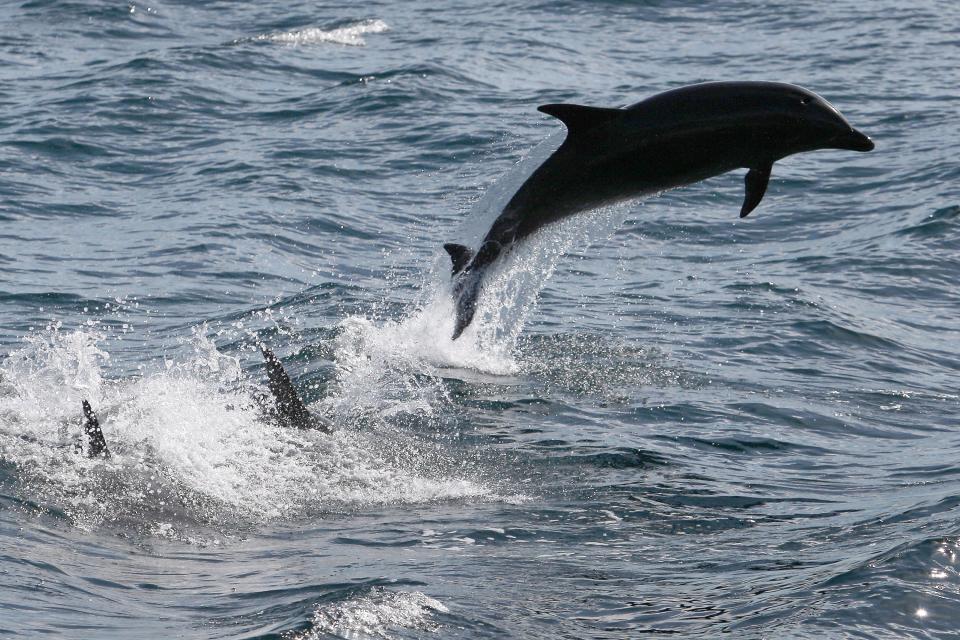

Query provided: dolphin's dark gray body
[445,81,874,339]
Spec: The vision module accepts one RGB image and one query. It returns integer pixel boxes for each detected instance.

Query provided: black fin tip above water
[260,345,331,433]
[80,399,109,458]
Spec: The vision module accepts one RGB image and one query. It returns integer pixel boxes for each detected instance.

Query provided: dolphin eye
[800,97,812,106]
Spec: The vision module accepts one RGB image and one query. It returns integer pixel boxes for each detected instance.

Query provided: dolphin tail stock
[449,240,504,340]
[260,345,331,433]
[444,240,503,340]
[78,399,109,458]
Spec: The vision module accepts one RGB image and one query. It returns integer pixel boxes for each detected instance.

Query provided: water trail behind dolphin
[329,128,641,405]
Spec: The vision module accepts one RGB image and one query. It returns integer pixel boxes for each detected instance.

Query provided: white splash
[258,19,389,46]
[0,326,491,532]
[326,127,636,401]
[0,325,107,428]
[291,588,449,639]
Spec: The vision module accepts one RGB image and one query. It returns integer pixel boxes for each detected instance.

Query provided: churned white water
[0,325,493,533]
[258,19,390,46]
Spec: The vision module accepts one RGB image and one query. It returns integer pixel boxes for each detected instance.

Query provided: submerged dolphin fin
[443,243,474,275]
[80,399,109,458]
[261,346,331,433]
[741,162,773,218]
[537,103,624,140]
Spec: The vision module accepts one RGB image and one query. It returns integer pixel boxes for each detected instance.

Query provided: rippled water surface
[2,1,959,638]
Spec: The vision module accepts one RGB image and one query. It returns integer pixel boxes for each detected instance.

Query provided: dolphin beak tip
[837,128,875,152]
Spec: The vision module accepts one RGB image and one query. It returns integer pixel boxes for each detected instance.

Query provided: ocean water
[1,0,958,637]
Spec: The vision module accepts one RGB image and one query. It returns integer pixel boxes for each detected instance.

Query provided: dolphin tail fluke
[80,399,109,458]
[740,161,773,218]
[260,346,331,433]
[443,243,474,275]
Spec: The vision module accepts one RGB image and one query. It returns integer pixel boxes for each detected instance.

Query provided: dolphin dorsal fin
[537,103,624,139]
[443,243,474,275]
[261,346,331,433]
[80,399,109,458]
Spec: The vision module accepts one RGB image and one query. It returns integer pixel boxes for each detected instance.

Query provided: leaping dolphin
[444,81,875,339]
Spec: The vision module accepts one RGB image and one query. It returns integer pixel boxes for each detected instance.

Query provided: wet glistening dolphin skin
[444,81,875,339]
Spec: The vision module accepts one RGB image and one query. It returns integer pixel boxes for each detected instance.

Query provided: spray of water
[325,128,641,422]
[0,129,643,538]
[0,325,492,537]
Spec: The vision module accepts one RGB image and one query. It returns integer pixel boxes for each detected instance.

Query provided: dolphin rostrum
[444,81,875,339]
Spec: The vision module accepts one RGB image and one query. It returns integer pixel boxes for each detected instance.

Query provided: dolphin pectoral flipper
[80,399,109,458]
[260,346,331,434]
[740,161,773,218]
[443,243,474,275]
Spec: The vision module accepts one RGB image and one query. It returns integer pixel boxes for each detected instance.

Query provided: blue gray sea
[1,1,959,638]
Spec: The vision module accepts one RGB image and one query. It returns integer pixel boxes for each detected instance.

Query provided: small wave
[291,588,448,639]
[256,19,389,46]
[895,204,960,239]
[563,447,671,469]
[801,535,960,635]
